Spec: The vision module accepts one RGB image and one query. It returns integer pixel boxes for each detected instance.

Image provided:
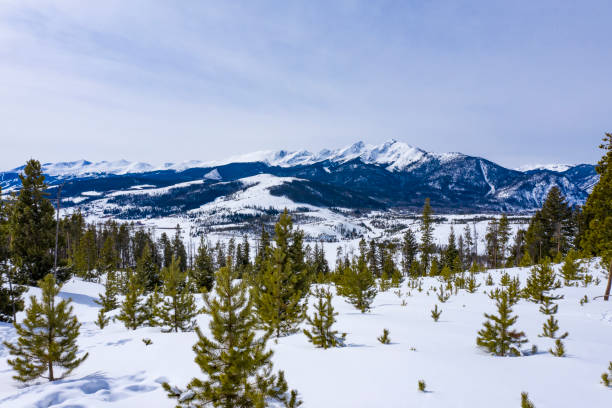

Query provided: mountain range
[0,140,598,219]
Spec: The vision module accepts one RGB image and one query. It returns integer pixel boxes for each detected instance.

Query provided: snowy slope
[1,262,611,407]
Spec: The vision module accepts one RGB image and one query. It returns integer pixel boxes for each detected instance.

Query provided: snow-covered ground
[1,261,611,407]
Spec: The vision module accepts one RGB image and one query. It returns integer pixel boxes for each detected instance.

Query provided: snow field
[1,261,611,407]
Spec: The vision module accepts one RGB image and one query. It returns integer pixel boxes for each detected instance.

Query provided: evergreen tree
[431,304,442,322]
[419,198,434,273]
[519,250,533,267]
[0,192,26,323]
[95,308,110,329]
[159,256,198,332]
[254,248,305,337]
[498,214,511,265]
[523,260,562,304]
[3,274,88,382]
[9,160,56,284]
[580,133,612,300]
[163,265,301,407]
[443,226,459,271]
[116,272,145,330]
[377,328,391,344]
[135,242,160,292]
[463,224,475,266]
[337,255,377,313]
[521,392,535,408]
[485,219,500,268]
[254,211,308,337]
[560,249,583,285]
[401,229,418,276]
[476,291,528,356]
[97,236,117,278]
[170,225,187,271]
[549,339,566,357]
[191,237,215,292]
[94,270,119,312]
[303,287,346,349]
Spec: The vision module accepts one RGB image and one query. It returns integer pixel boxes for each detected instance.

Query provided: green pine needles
[159,256,198,332]
[163,265,301,407]
[476,290,528,356]
[431,304,442,322]
[3,274,88,382]
[337,256,377,313]
[521,392,535,408]
[601,362,612,387]
[95,308,110,329]
[303,287,346,349]
[116,271,146,330]
[523,260,563,304]
[418,380,426,392]
[377,328,391,344]
[549,339,566,357]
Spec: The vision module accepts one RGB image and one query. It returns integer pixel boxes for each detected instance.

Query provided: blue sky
[1,0,610,170]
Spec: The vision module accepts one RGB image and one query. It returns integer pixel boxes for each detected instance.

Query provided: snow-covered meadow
[1,261,610,407]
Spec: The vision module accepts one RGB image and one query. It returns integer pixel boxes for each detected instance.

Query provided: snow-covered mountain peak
[516,164,572,173]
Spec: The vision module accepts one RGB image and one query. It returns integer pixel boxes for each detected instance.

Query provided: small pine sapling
[377,328,391,344]
[549,339,566,357]
[437,285,450,303]
[523,260,563,304]
[485,274,494,286]
[142,338,153,346]
[95,308,111,329]
[418,380,426,392]
[116,272,146,330]
[601,362,612,387]
[521,392,535,408]
[540,315,568,339]
[466,273,481,293]
[303,287,346,349]
[94,270,119,312]
[560,249,583,285]
[579,295,589,306]
[500,272,511,287]
[431,304,442,322]
[476,290,528,356]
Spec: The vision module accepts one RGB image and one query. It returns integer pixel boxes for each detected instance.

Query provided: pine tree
[144,287,162,327]
[303,287,345,349]
[163,265,301,407]
[580,133,612,300]
[9,160,56,284]
[498,215,511,263]
[3,274,88,382]
[549,339,566,357]
[159,256,198,332]
[431,304,442,322]
[523,260,562,304]
[192,237,215,292]
[521,392,535,408]
[95,308,110,329]
[476,291,528,356]
[401,229,418,276]
[540,315,568,339]
[135,242,160,292]
[94,270,119,312]
[0,265,26,323]
[337,256,377,313]
[97,236,117,278]
[560,249,583,285]
[519,250,533,267]
[485,219,500,268]
[254,250,305,337]
[601,362,612,387]
[116,272,145,330]
[377,328,391,344]
[420,198,434,273]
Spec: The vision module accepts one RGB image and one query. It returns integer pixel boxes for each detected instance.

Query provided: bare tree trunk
[604,259,612,301]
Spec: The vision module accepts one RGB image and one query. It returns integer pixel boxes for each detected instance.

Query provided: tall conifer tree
[3,274,88,382]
